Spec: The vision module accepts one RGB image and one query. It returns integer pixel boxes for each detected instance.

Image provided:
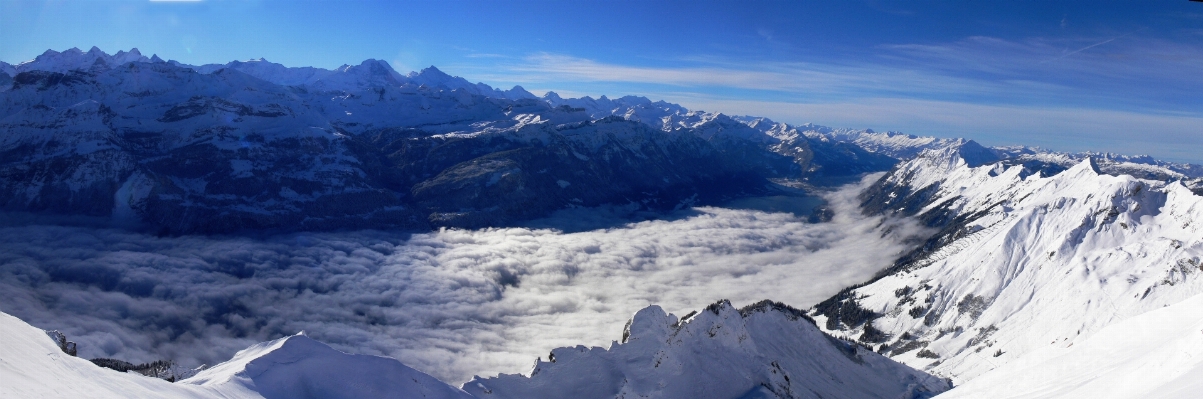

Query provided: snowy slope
[0,309,220,398]
[0,307,473,399]
[939,292,1203,399]
[814,145,1203,384]
[1,301,952,399]
[464,300,950,399]
[183,333,475,399]
[943,292,1203,396]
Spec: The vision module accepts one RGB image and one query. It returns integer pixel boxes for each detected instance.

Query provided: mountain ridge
[812,142,1203,386]
[0,48,897,234]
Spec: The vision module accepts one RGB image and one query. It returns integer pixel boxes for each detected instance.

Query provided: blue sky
[2,1,1201,162]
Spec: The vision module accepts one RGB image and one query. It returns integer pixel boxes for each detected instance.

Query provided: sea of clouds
[0,175,928,384]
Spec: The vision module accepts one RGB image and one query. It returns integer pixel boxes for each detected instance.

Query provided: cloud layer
[0,176,927,384]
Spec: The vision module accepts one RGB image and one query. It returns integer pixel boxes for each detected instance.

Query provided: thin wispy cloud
[462,53,1031,101]
[1041,28,1147,63]
[447,31,1203,162]
[465,53,509,59]
[466,30,1203,112]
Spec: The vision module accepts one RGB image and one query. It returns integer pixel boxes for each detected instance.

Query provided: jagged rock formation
[464,300,949,399]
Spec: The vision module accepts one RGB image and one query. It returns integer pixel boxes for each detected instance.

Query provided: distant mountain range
[4,47,1198,235]
[0,47,898,234]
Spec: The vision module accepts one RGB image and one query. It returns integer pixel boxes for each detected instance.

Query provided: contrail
[1041,27,1146,64]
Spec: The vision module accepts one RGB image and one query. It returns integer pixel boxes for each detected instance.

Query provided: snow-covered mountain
[186,58,536,101]
[0,301,949,399]
[3,47,153,76]
[991,147,1203,188]
[542,92,691,126]
[811,140,1203,385]
[0,308,473,399]
[464,300,949,399]
[182,332,475,399]
[0,48,895,234]
[730,115,1203,187]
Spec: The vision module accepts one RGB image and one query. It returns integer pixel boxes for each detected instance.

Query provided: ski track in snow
[0,175,928,384]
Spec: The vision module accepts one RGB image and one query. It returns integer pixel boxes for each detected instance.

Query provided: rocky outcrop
[464,300,950,399]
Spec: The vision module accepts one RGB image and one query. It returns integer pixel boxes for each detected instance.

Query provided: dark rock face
[0,60,894,234]
[408,124,716,228]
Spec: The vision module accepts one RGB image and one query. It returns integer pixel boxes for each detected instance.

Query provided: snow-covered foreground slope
[939,292,1203,399]
[2,301,950,399]
[0,308,471,399]
[465,300,949,399]
[814,145,1203,384]
[0,310,216,398]
[183,333,474,399]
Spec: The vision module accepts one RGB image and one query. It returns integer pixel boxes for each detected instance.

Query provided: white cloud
[450,34,1203,163]
[466,53,1010,99]
[0,176,928,384]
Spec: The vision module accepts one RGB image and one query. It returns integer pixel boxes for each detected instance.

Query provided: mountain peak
[918,139,1000,168]
[411,65,452,80]
[1070,156,1102,176]
[956,139,1000,167]
[351,59,400,77]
